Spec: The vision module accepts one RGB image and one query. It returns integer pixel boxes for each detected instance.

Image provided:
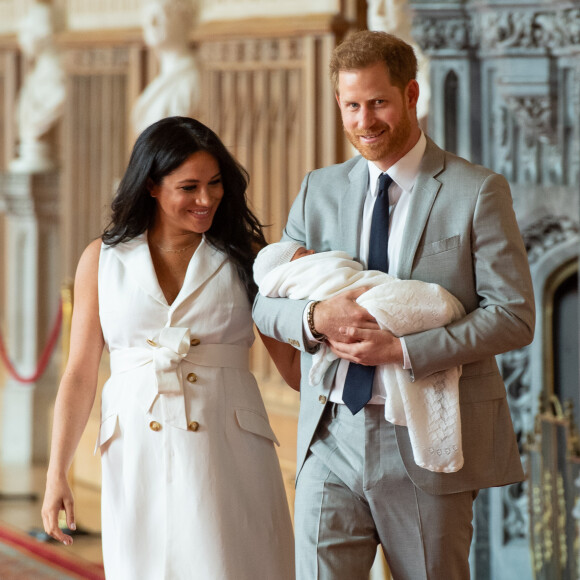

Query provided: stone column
[0,171,60,464]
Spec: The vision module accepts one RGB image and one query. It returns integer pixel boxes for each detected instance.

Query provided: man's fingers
[339,325,379,339]
[328,327,403,366]
[343,286,371,300]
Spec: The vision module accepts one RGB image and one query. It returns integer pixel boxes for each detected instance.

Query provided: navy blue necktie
[342,172,393,415]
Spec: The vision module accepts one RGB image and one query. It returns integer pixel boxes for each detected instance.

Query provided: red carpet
[0,523,105,579]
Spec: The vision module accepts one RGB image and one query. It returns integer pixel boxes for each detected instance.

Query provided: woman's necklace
[154,239,198,254]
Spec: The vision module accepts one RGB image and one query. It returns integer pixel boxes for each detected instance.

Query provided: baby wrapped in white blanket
[254,241,466,473]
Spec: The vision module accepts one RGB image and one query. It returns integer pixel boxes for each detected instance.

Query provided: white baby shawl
[256,250,466,473]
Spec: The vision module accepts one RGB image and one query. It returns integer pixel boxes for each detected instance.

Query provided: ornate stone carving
[500,347,534,439]
[412,15,471,52]
[497,346,533,543]
[522,215,580,266]
[534,9,580,49]
[496,86,556,147]
[476,9,580,52]
[477,11,537,51]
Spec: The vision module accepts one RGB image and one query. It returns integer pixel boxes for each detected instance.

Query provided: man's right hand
[313,288,379,343]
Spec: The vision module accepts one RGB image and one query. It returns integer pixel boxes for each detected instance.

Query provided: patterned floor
[0,524,104,580]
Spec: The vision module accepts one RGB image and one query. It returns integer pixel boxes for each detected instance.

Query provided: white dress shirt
[318,132,428,405]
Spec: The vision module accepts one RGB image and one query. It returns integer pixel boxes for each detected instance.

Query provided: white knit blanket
[256,250,466,473]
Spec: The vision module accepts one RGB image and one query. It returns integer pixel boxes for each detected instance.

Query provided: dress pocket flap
[235,408,280,446]
[94,413,119,455]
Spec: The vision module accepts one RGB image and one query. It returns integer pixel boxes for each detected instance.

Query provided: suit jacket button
[187,372,197,383]
[188,421,200,432]
[149,421,162,432]
[190,338,201,346]
[319,395,327,404]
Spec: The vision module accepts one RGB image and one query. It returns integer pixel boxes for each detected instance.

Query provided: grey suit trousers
[294,403,477,580]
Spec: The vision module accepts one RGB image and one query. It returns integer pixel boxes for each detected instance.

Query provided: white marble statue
[367,0,430,124]
[10,1,66,174]
[132,0,201,137]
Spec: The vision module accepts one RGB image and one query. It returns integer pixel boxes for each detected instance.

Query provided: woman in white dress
[42,116,295,579]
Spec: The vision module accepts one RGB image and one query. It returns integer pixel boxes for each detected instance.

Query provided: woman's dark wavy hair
[102,116,266,301]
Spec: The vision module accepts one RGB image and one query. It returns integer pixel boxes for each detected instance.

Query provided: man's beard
[344,113,412,163]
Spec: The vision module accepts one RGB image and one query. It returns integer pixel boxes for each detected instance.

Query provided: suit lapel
[340,157,368,259]
[396,138,445,279]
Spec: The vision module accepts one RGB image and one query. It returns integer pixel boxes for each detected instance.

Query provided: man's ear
[335,92,341,108]
[405,80,420,109]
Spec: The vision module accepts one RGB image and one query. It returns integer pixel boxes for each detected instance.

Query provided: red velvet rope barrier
[0,299,63,384]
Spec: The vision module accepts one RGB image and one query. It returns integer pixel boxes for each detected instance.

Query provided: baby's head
[253,241,315,284]
[291,246,315,261]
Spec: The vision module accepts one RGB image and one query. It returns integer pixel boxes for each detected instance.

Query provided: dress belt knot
[107,328,249,431]
[150,326,191,397]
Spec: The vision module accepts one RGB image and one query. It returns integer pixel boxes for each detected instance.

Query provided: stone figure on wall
[367,0,430,124]
[131,0,201,137]
[10,1,65,174]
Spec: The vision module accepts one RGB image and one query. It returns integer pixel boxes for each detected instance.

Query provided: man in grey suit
[253,31,535,579]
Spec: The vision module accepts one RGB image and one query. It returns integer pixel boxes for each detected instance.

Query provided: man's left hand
[327,327,404,366]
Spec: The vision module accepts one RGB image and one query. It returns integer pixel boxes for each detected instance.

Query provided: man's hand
[328,327,404,366]
[313,287,404,366]
[313,288,378,342]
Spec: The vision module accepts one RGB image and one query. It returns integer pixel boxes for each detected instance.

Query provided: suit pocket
[418,235,461,258]
[459,373,507,403]
[235,408,280,446]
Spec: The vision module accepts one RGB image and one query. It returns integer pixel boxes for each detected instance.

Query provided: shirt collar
[367,131,427,196]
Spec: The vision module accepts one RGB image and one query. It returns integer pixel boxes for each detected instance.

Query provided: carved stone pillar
[0,171,60,464]
[410,4,477,161]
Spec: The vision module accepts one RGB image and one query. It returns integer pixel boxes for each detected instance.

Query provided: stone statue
[367,0,430,124]
[131,0,201,137]
[10,1,65,174]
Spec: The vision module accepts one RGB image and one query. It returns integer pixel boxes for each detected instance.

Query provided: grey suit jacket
[253,137,535,495]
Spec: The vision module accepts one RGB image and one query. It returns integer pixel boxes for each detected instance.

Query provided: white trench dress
[96,234,295,580]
